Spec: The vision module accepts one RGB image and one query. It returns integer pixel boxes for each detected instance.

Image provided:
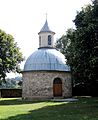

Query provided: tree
[0,29,24,83]
[56,0,98,95]
[0,77,22,89]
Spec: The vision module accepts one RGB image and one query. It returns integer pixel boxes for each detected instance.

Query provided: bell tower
[38,19,55,48]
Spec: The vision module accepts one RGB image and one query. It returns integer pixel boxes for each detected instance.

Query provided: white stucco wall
[39,32,54,48]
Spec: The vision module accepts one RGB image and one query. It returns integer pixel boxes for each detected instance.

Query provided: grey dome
[24,48,70,72]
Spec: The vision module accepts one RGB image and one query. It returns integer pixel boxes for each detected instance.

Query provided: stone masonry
[22,71,72,100]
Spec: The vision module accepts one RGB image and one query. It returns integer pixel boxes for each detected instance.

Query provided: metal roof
[24,48,70,72]
[38,19,55,34]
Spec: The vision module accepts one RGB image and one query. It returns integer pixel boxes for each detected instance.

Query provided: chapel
[22,19,72,100]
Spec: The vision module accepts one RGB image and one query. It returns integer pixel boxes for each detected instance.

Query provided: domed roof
[24,48,70,72]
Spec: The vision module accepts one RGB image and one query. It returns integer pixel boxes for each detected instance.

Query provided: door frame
[53,78,62,97]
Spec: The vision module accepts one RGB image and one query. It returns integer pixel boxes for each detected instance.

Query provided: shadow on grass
[1,98,98,120]
[0,98,43,106]
[0,103,77,120]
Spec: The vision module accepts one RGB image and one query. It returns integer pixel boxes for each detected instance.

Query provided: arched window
[39,36,41,46]
[48,35,52,45]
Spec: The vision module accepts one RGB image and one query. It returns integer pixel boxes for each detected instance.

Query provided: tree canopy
[55,0,98,93]
[0,29,24,82]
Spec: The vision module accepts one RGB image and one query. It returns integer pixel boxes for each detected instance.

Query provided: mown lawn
[0,97,98,120]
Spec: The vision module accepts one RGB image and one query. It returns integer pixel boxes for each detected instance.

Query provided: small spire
[39,19,51,32]
[38,15,55,34]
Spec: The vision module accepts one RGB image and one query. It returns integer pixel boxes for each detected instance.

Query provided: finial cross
[46,13,48,19]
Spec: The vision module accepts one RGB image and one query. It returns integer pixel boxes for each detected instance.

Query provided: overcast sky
[0,0,92,77]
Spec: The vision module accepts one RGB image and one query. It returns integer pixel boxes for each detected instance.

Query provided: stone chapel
[22,19,72,100]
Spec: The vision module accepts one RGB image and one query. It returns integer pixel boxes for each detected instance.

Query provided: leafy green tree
[0,29,24,82]
[56,0,98,94]
[0,77,22,89]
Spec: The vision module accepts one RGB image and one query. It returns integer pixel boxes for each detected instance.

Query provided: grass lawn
[0,97,98,120]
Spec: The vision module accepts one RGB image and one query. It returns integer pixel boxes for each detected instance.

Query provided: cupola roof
[24,48,70,72]
[38,19,55,34]
[23,19,70,72]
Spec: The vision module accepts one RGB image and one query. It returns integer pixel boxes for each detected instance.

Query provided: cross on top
[46,13,48,19]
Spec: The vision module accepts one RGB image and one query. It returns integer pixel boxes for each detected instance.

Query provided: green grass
[0,97,98,120]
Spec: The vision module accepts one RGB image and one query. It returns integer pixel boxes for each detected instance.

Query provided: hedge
[0,89,22,98]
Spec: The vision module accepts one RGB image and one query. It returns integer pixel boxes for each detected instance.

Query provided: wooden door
[53,78,62,97]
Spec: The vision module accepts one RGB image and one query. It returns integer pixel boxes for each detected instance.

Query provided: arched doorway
[53,78,62,97]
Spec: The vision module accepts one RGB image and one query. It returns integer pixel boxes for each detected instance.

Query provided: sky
[0,0,92,77]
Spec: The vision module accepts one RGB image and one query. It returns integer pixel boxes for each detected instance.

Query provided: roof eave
[38,31,55,35]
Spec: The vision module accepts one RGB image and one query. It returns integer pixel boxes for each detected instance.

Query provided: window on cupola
[48,35,52,45]
[39,36,41,46]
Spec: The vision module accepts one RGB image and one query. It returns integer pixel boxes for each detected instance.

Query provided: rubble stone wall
[22,71,72,100]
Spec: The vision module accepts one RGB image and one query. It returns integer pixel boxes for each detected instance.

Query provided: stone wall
[22,71,72,100]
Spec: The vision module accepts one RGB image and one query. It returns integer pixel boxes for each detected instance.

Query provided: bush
[72,83,98,97]
[0,89,22,98]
